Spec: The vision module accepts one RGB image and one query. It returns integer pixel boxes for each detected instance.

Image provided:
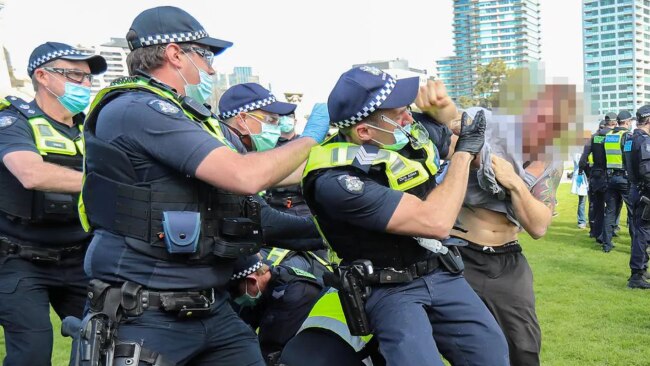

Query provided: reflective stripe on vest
[302,142,438,192]
[587,152,594,166]
[78,79,235,232]
[604,130,626,169]
[266,247,333,272]
[27,117,84,156]
[298,289,372,352]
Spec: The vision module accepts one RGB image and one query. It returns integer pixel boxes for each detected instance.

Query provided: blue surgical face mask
[244,114,281,151]
[45,74,91,115]
[369,122,410,151]
[234,279,262,307]
[279,116,295,134]
[178,50,213,104]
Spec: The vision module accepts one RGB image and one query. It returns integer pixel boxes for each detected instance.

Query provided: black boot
[628,273,650,289]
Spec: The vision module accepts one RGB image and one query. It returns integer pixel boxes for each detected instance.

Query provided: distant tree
[456,58,509,109]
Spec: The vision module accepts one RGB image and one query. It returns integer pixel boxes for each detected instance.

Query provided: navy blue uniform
[302,115,508,365]
[581,128,611,240]
[624,129,650,277]
[0,100,90,366]
[84,90,264,365]
[602,127,634,251]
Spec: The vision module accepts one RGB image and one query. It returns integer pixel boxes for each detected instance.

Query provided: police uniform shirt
[85,91,229,290]
[0,100,89,245]
[628,129,650,185]
[310,119,449,247]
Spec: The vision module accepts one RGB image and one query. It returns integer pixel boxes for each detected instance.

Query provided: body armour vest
[302,138,440,268]
[0,97,83,224]
[79,76,262,264]
[590,129,610,172]
[604,129,629,170]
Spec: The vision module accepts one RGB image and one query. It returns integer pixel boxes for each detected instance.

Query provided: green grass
[1,183,649,365]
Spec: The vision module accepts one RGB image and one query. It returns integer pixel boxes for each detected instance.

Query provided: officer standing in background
[228,254,323,362]
[601,111,634,252]
[0,42,106,366]
[78,6,329,365]
[623,105,650,289]
[580,116,616,243]
[302,67,508,365]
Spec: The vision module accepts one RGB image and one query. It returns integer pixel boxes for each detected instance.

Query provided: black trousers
[459,243,541,366]
[0,256,88,366]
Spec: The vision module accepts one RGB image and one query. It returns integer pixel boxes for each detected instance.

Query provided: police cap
[127,6,232,55]
[27,42,107,78]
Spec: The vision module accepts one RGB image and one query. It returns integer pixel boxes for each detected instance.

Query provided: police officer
[78,6,329,365]
[623,105,650,289]
[219,83,331,277]
[580,116,616,242]
[0,42,106,366]
[279,287,383,366]
[601,111,635,252]
[301,67,508,365]
[228,254,323,362]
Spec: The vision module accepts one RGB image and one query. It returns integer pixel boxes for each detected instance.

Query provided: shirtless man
[443,84,570,366]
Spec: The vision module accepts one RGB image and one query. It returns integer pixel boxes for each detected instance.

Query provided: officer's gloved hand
[455,110,486,156]
[301,103,330,143]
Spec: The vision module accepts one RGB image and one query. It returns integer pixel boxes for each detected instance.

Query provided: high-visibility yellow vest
[604,130,628,169]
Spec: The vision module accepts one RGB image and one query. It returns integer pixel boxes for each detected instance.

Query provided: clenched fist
[415,80,453,119]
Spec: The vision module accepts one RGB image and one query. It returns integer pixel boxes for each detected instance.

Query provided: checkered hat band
[139,29,209,47]
[219,95,277,119]
[230,261,263,280]
[332,77,397,129]
[27,49,85,74]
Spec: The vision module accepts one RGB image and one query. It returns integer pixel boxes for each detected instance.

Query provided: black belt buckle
[379,267,413,284]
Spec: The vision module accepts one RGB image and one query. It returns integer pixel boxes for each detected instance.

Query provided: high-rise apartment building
[583,0,650,115]
[437,0,542,100]
[77,38,130,95]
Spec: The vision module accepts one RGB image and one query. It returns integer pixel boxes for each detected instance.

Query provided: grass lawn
[0,183,649,365]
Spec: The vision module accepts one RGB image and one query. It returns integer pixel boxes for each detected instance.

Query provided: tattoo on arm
[530,167,562,210]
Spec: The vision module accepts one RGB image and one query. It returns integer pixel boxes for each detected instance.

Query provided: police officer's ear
[354,122,374,143]
[234,112,251,135]
[163,43,186,69]
[32,68,50,91]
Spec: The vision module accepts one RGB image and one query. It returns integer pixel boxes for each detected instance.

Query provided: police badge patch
[0,116,17,128]
[337,175,364,194]
[147,99,180,115]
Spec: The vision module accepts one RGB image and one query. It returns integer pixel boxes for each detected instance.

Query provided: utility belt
[0,236,85,263]
[265,195,305,209]
[606,169,627,178]
[88,280,215,320]
[324,250,464,337]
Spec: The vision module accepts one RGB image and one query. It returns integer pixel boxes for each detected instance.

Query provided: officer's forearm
[197,139,317,195]
[385,152,472,238]
[243,138,316,192]
[3,151,82,193]
[423,152,473,226]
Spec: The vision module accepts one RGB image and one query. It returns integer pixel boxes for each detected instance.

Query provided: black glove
[455,111,486,156]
